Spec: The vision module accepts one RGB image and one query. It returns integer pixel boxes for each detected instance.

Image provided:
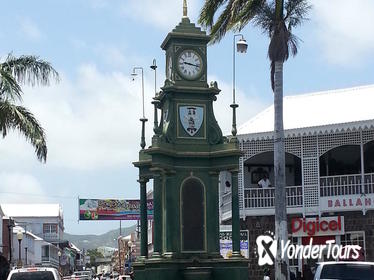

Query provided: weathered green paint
[139,178,148,258]
[231,171,241,255]
[133,13,248,280]
[153,173,163,257]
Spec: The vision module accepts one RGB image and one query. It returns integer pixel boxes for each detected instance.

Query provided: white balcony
[241,186,304,216]
[319,172,374,213]
[320,173,374,196]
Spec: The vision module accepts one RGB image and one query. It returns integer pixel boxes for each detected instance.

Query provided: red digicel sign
[291,216,344,237]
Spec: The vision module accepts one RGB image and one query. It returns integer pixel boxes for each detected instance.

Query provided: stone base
[133,258,249,280]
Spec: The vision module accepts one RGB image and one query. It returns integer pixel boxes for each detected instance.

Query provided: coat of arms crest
[179,106,204,136]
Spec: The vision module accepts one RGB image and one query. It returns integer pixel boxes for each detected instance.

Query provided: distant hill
[64,224,137,250]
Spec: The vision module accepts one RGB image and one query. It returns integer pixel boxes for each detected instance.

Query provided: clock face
[177,50,203,80]
[167,55,172,80]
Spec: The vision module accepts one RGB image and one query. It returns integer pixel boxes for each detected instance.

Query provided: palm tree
[0,54,59,162]
[199,1,310,279]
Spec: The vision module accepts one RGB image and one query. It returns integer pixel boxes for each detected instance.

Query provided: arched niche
[364,140,374,173]
[243,151,302,187]
[181,177,206,252]
[319,144,361,176]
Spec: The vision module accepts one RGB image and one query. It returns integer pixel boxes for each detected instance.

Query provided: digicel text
[291,217,342,236]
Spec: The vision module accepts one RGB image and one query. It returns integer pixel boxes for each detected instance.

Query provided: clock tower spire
[183,0,188,18]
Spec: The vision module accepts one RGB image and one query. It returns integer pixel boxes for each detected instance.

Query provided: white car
[7,267,62,280]
[314,261,374,280]
[71,271,92,280]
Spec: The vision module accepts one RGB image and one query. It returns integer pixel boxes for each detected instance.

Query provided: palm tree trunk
[274,60,289,280]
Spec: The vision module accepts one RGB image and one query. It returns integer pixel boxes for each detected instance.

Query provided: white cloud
[209,76,268,135]
[312,0,374,66]
[0,172,48,203]
[120,0,200,31]
[19,17,42,41]
[0,66,264,171]
[94,45,127,68]
[0,64,154,170]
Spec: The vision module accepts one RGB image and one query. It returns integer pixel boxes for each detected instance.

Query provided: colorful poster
[79,198,153,221]
[219,230,249,259]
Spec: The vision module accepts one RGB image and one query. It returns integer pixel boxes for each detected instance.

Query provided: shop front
[289,215,368,274]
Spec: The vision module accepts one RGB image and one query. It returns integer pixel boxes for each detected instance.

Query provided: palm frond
[0,100,47,162]
[206,0,236,43]
[288,32,299,56]
[198,0,228,28]
[253,2,275,37]
[1,54,59,87]
[199,0,265,43]
[0,68,23,102]
[268,21,289,63]
[236,0,265,31]
[285,0,311,29]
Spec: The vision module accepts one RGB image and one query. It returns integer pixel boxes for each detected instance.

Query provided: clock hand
[184,61,200,68]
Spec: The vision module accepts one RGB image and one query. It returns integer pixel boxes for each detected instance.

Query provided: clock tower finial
[183,0,188,18]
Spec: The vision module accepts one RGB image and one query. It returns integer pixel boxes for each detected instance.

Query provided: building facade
[1,204,64,268]
[219,85,374,279]
[1,204,64,244]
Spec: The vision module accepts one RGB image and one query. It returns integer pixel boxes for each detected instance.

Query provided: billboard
[219,230,249,259]
[79,198,153,221]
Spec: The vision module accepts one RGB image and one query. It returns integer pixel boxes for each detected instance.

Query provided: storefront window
[340,231,366,261]
[341,231,365,254]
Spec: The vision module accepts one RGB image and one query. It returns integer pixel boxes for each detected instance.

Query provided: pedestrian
[258,174,271,188]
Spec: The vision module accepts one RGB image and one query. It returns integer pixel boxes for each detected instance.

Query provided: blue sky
[1,0,374,235]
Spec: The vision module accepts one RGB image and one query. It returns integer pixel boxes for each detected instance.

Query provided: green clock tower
[133,2,249,279]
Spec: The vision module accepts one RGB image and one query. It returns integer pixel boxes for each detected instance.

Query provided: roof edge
[238,119,374,141]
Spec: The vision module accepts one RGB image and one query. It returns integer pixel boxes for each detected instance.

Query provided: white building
[219,85,374,279]
[1,204,64,244]
[1,204,64,268]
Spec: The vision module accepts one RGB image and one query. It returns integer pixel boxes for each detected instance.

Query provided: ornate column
[138,177,149,258]
[209,171,221,256]
[163,172,177,257]
[152,173,163,258]
[231,170,241,257]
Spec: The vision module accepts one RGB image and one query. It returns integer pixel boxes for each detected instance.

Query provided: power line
[0,191,76,200]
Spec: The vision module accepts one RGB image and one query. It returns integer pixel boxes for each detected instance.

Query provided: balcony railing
[43,232,59,241]
[244,186,303,209]
[320,173,374,197]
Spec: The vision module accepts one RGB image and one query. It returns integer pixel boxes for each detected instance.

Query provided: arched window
[364,141,374,173]
[181,177,205,251]
[319,145,361,176]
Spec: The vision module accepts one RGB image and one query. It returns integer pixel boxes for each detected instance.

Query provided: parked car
[314,261,374,280]
[70,271,92,280]
[7,267,62,280]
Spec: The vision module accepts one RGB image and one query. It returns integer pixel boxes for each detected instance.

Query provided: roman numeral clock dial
[177,50,203,80]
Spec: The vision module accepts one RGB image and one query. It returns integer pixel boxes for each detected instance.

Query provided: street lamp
[231,34,248,136]
[17,230,23,268]
[132,67,148,149]
[150,59,160,135]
